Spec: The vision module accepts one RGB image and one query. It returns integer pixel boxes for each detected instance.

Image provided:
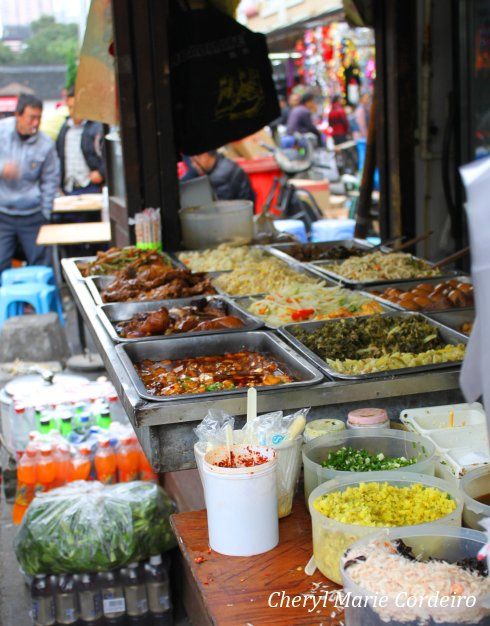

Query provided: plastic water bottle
[55,574,79,625]
[144,555,172,625]
[122,563,148,623]
[31,574,56,626]
[97,570,126,624]
[78,573,102,624]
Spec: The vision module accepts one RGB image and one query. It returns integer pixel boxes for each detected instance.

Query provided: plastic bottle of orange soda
[12,448,38,524]
[72,445,92,481]
[38,446,56,492]
[94,438,117,484]
[53,443,73,487]
[134,437,157,482]
[116,436,140,482]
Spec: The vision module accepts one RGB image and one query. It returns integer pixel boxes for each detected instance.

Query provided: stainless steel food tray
[209,260,336,299]
[97,296,264,343]
[173,244,271,273]
[86,272,221,305]
[115,330,324,402]
[66,251,179,280]
[308,255,462,288]
[278,311,468,381]
[424,309,475,336]
[264,239,377,265]
[361,276,473,313]
[232,292,394,330]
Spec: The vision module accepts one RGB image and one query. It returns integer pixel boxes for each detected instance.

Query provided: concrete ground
[0,297,191,626]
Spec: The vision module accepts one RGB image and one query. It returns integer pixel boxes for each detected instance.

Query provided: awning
[265,8,344,52]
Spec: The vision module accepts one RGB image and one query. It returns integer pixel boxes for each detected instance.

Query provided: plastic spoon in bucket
[246,386,257,452]
[224,423,234,466]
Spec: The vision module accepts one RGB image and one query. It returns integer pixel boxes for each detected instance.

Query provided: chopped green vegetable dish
[321,446,419,471]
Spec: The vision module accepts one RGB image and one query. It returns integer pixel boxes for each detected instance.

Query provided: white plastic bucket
[203,444,279,556]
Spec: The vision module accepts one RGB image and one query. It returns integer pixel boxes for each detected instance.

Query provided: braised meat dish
[116,298,245,338]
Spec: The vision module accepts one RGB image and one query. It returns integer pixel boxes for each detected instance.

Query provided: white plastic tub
[308,472,463,584]
[400,402,485,434]
[341,526,489,626]
[203,444,278,556]
[461,465,490,530]
[303,429,437,500]
[429,424,488,451]
[179,201,254,250]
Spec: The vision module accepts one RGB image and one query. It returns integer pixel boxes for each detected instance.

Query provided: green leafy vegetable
[14,481,175,575]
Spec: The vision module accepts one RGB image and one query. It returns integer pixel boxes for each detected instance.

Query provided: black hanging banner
[168,4,280,155]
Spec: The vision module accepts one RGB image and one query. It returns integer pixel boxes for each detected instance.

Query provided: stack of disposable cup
[203,444,278,556]
[273,435,303,518]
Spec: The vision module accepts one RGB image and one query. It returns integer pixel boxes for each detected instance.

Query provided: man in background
[56,87,105,196]
[182,151,255,203]
[328,95,350,145]
[286,92,324,146]
[0,94,60,274]
[354,92,371,140]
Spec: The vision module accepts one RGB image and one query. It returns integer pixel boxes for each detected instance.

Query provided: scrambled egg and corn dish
[313,482,456,527]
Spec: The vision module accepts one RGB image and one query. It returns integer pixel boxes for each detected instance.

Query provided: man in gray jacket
[0,94,60,275]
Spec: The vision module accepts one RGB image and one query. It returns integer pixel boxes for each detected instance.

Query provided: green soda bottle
[60,415,73,438]
[39,416,53,434]
[97,409,111,430]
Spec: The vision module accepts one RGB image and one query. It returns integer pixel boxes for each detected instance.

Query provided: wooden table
[171,497,343,626]
[53,193,103,213]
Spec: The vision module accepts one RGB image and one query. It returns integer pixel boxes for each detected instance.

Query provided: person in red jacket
[328,95,350,145]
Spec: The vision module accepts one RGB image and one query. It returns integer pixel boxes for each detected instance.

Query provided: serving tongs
[369,235,405,252]
[392,230,434,252]
[432,246,470,270]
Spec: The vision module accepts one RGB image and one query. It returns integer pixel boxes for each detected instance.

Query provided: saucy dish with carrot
[135,351,294,396]
[115,298,245,338]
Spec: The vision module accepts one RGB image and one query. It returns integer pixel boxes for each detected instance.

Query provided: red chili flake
[214,447,269,468]
[194,556,206,564]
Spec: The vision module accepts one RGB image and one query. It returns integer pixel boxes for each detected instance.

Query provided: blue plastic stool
[0,282,64,326]
[273,219,308,243]
[2,266,54,286]
[1,266,61,318]
[310,219,356,242]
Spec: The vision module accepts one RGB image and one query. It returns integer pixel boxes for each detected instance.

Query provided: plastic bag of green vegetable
[14,480,175,576]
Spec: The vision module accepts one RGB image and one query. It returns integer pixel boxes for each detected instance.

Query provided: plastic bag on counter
[242,408,309,446]
[14,481,175,576]
[194,410,236,449]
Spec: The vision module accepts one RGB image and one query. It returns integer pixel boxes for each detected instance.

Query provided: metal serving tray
[424,309,475,336]
[278,311,468,381]
[97,296,264,343]
[209,259,336,298]
[68,251,179,280]
[232,292,394,330]
[173,244,271,273]
[361,276,473,313]
[308,255,461,289]
[115,330,324,402]
[86,272,221,305]
[264,239,376,265]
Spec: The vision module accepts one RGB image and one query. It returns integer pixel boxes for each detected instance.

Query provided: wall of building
[240,0,342,33]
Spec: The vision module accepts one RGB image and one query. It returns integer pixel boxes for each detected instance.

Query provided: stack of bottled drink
[31,554,172,626]
[12,405,157,524]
